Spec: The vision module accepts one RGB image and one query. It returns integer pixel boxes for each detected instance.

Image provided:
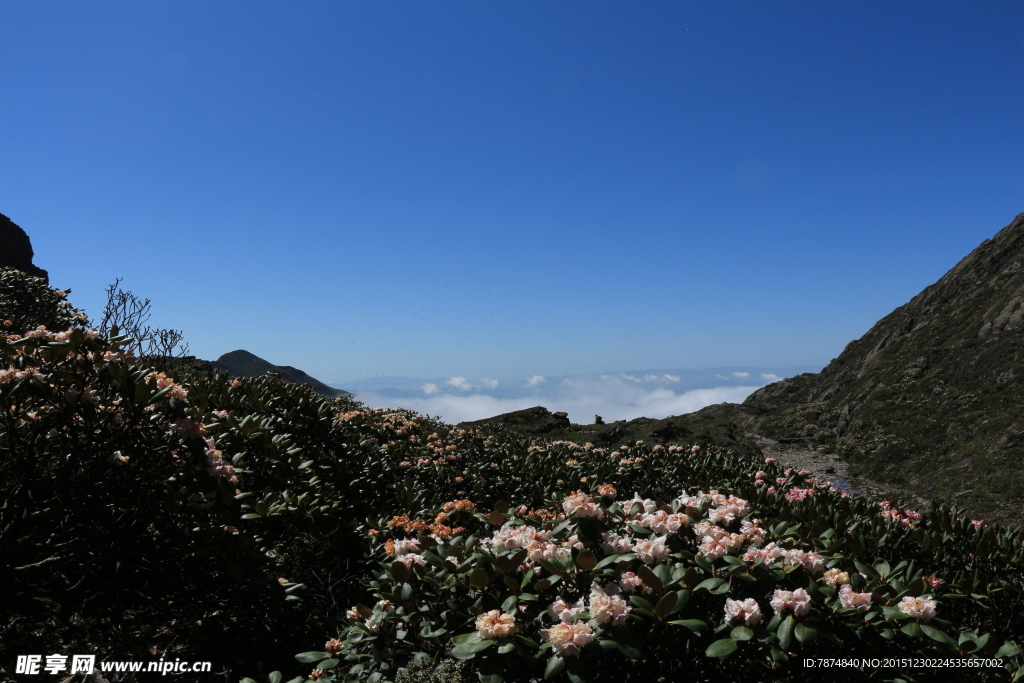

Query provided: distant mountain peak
[214,349,350,398]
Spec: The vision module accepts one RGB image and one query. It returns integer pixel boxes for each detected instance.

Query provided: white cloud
[479,378,499,390]
[358,374,773,425]
[422,383,440,395]
[446,376,473,391]
[759,373,780,381]
[644,374,680,384]
[732,371,750,378]
[715,374,729,380]
[621,374,641,383]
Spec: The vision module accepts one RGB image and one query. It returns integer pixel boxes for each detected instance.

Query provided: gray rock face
[736,211,1024,525]
[0,212,48,281]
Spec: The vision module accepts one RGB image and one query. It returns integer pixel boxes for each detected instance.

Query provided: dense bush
[2,267,1023,683]
[289,446,1024,683]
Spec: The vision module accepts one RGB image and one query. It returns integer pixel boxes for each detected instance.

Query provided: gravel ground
[748,434,931,511]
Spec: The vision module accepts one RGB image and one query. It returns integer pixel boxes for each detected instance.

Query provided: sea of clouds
[335,367,816,425]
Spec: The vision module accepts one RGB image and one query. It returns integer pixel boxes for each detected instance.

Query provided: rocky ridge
[0,212,48,281]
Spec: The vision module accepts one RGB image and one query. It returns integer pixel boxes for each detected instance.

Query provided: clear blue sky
[1,2,1021,383]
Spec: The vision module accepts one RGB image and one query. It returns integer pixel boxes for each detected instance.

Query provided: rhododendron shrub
[295,481,1024,682]
[4,271,1024,682]
[0,320,323,676]
[0,267,89,332]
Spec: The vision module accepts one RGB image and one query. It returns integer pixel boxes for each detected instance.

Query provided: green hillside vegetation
[214,349,351,398]
[3,266,1024,683]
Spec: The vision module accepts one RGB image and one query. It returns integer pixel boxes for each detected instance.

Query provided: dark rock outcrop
[0,212,48,281]
[461,406,571,434]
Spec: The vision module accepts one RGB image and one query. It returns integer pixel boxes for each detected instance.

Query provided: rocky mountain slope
[0,212,48,281]
[213,349,350,398]
[732,211,1024,524]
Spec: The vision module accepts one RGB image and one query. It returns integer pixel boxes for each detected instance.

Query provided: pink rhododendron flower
[898,596,937,620]
[169,417,204,439]
[740,520,765,546]
[393,539,420,555]
[395,553,426,568]
[823,568,850,587]
[785,488,815,502]
[618,572,652,595]
[476,610,517,639]
[589,582,631,625]
[839,585,873,612]
[547,598,585,623]
[600,531,634,555]
[541,622,595,656]
[783,550,824,575]
[699,535,728,560]
[741,542,786,565]
[724,598,762,627]
[770,588,811,617]
[562,491,603,518]
[624,494,657,514]
[638,510,688,534]
[634,535,670,564]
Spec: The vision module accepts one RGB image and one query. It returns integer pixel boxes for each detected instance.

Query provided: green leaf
[575,549,598,571]
[497,643,515,654]
[794,623,817,644]
[544,655,566,680]
[901,622,924,638]
[295,651,331,664]
[921,624,957,647]
[694,578,726,592]
[470,568,491,589]
[705,638,738,657]
[669,619,708,632]
[451,640,494,659]
[777,616,794,651]
[318,659,339,671]
[637,565,664,592]
[616,642,643,659]
[654,592,677,620]
[731,626,753,641]
[629,595,654,611]
[391,560,410,583]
